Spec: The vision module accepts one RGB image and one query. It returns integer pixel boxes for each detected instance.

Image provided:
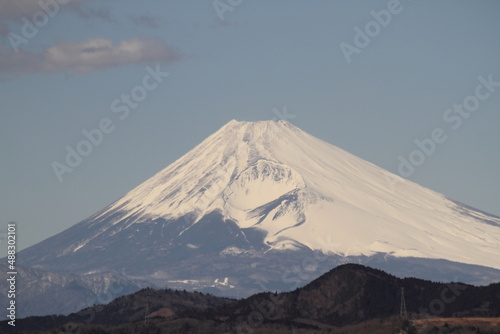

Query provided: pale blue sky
[1,0,499,253]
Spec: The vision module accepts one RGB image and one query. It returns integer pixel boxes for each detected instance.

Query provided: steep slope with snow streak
[87,120,500,270]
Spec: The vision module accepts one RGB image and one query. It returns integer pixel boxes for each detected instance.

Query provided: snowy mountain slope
[56,120,499,269]
[13,120,500,317]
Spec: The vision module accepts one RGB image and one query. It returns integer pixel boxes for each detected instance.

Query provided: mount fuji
[7,120,500,316]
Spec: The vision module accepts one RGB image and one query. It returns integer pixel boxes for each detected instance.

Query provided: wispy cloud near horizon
[0,37,185,77]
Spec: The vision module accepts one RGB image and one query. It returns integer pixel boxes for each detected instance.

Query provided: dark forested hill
[3,264,500,333]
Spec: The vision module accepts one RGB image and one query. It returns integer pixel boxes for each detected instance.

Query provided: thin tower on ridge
[400,287,407,317]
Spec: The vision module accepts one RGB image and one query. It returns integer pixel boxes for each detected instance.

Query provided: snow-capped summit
[91,119,499,270]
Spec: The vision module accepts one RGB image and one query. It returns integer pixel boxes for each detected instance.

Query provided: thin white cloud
[129,14,161,29]
[0,0,109,21]
[0,48,43,75]
[0,37,185,76]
